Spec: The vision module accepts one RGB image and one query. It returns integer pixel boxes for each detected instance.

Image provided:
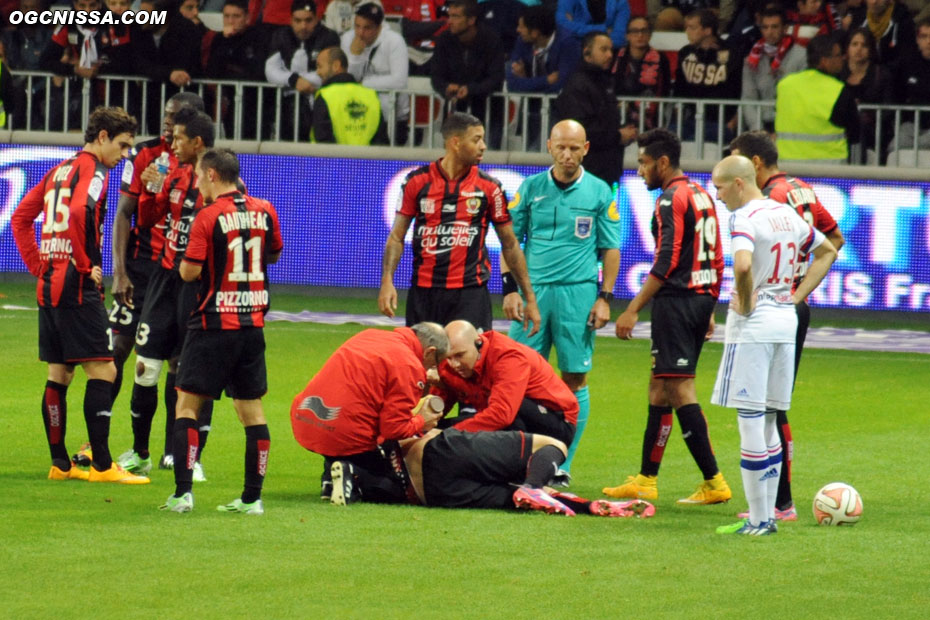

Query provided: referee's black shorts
[422,428,532,509]
[405,285,492,332]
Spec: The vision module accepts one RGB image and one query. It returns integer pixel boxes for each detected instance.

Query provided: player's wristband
[598,290,614,302]
[501,272,519,296]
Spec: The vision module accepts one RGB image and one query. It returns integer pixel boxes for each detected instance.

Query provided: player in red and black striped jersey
[378,112,541,335]
[110,93,204,418]
[117,107,217,477]
[728,130,845,519]
[11,106,148,484]
[605,129,732,505]
[161,148,283,514]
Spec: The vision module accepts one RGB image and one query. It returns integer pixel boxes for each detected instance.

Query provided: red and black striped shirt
[397,159,510,289]
[183,191,283,330]
[119,136,174,264]
[11,151,109,308]
[763,172,839,285]
[650,175,724,298]
[138,163,202,272]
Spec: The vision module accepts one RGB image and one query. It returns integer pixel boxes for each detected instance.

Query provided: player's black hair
[174,108,216,148]
[728,130,779,167]
[685,8,718,34]
[521,5,555,37]
[168,91,205,113]
[637,128,681,168]
[441,112,482,140]
[200,148,240,184]
[581,31,610,55]
[807,33,840,69]
[84,106,138,143]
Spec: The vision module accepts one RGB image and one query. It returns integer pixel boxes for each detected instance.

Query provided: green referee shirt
[509,167,620,285]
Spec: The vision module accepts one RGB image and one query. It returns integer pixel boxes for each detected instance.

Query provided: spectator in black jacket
[891,17,930,150]
[849,0,916,66]
[672,8,742,143]
[134,0,204,132]
[265,0,340,140]
[205,0,268,138]
[431,0,506,148]
[553,31,637,185]
[1,0,48,128]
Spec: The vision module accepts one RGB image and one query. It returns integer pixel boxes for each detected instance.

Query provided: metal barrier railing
[7,71,930,165]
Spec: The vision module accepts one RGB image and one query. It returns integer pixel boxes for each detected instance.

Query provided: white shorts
[711,342,795,411]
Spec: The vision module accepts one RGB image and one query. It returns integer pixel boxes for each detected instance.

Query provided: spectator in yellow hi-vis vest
[775,33,860,164]
[311,46,389,145]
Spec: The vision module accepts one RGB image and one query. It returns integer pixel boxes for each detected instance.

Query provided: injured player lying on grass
[326,421,655,518]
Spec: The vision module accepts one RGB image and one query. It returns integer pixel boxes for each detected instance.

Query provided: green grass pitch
[1,282,928,618]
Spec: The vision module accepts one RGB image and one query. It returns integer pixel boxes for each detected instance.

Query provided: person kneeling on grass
[328,425,655,518]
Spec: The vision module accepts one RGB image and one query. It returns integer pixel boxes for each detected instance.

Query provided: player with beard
[603,128,732,506]
[86,93,206,470]
[116,108,218,479]
[378,112,540,335]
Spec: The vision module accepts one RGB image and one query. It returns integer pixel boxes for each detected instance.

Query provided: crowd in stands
[0,0,929,162]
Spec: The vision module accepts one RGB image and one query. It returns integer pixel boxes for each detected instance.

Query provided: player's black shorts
[422,428,532,510]
[406,285,492,332]
[135,268,198,360]
[39,296,113,364]
[108,256,156,338]
[176,327,267,400]
[651,293,716,377]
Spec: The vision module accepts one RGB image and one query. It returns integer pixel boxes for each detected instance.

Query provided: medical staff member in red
[431,320,578,446]
[290,323,449,500]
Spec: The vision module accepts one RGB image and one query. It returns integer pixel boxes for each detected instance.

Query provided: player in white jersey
[709,156,837,536]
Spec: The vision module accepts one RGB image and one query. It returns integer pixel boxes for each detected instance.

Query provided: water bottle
[146,152,170,193]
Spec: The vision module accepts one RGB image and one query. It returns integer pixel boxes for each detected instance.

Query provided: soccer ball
[812,482,863,526]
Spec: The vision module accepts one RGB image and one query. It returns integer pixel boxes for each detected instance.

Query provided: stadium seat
[200,12,223,32]
[885,150,930,167]
[680,141,722,162]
